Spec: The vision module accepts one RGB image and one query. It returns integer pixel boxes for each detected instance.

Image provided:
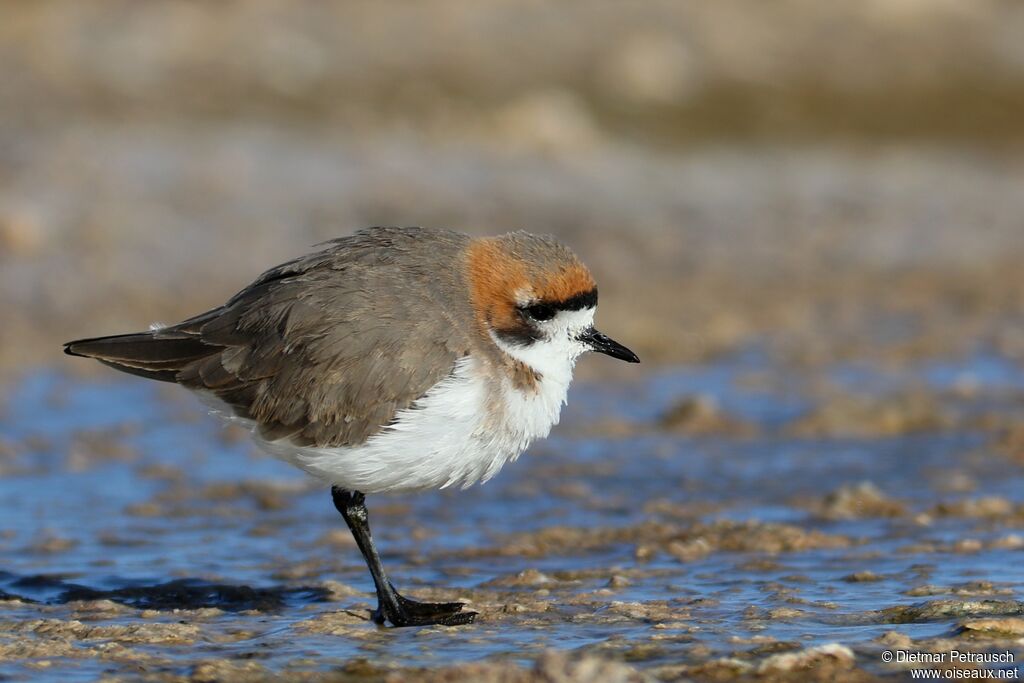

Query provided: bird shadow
[1,572,332,613]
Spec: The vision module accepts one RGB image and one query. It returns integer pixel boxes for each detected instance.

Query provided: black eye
[522,303,556,322]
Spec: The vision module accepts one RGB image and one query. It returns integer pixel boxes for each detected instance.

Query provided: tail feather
[64,331,218,383]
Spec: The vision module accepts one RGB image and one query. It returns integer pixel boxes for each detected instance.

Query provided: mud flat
[2,348,1024,680]
[2,3,1023,679]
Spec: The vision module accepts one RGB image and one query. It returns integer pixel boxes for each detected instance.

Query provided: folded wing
[65,228,473,448]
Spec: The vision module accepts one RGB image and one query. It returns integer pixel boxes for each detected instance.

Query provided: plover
[64,227,639,627]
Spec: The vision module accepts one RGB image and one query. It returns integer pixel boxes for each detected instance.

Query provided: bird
[64,226,639,627]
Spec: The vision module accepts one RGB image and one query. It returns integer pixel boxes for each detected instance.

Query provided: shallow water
[1,353,1023,680]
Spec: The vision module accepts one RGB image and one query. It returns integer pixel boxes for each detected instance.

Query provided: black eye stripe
[558,288,598,311]
[517,288,598,323]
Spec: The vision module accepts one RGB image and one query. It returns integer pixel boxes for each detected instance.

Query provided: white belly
[255,355,572,493]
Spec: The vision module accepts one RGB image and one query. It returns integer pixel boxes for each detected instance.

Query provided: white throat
[489,306,595,384]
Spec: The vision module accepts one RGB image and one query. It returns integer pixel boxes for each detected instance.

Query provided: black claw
[401,600,468,617]
[428,609,477,627]
[381,590,477,627]
[384,605,478,627]
[392,584,466,616]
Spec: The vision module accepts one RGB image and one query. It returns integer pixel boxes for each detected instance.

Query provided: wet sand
[2,352,1023,681]
[2,3,1024,680]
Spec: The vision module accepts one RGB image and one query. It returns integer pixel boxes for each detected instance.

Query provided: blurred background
[3,3,1024,680]
[1,0,1022,376]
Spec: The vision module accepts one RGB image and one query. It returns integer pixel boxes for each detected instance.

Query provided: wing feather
[65,228,475,448]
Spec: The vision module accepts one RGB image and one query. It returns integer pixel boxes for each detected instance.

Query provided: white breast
[254,354,573,494]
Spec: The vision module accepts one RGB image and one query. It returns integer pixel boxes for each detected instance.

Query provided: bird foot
[374,590,477,627]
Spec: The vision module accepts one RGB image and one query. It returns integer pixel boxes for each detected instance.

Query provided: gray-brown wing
[66,228,476,448]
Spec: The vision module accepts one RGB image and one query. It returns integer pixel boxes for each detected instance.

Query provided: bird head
[467,232,639,377]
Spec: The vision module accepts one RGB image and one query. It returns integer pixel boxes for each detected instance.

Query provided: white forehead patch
[513,287,536,307]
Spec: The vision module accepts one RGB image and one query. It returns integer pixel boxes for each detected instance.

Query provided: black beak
[579,327,640,363]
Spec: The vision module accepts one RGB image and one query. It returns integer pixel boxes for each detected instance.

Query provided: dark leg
[331,487,476,627]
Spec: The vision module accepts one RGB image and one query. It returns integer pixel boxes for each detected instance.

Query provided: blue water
[1,352,1023,679]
